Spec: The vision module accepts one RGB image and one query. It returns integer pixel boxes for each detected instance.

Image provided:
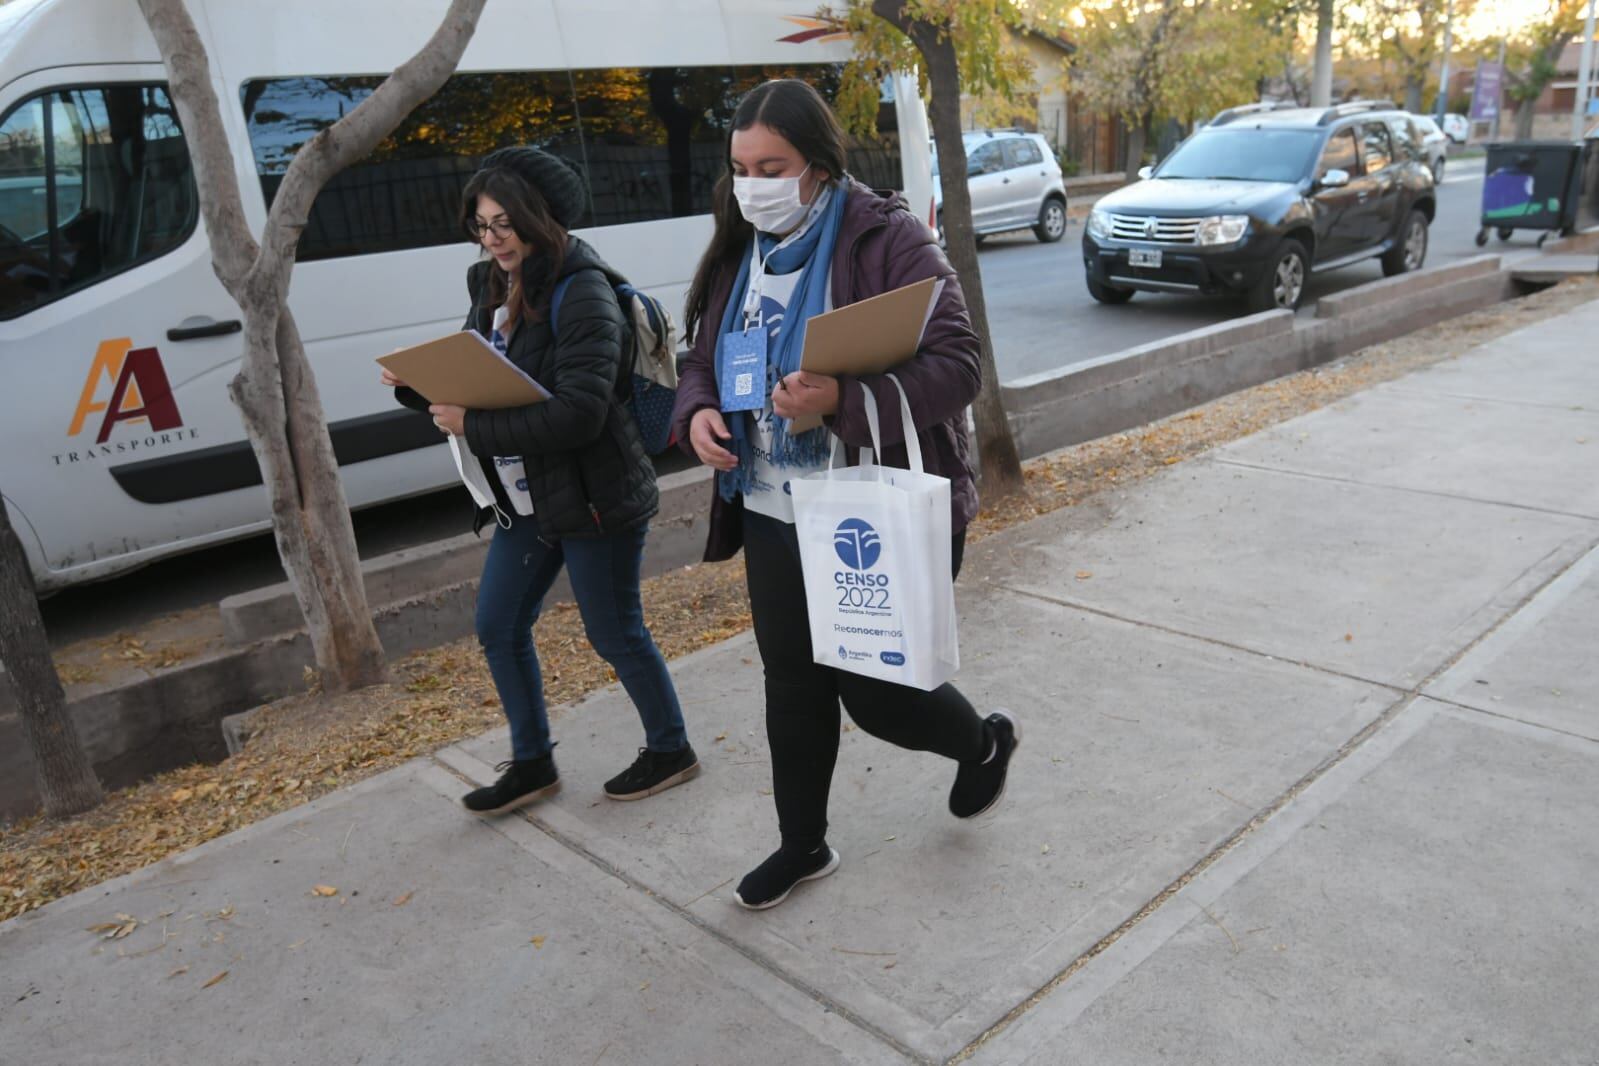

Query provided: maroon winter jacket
[671,179,983,563]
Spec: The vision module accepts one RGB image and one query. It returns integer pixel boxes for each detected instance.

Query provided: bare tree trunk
[1515,97,1537,139]
[872,0,1025,501]
[0,499,102,818]
[1311,0,1335,107]
[138,0,488,692]
[1404,77,1424,114]
[1124,124,1148,184]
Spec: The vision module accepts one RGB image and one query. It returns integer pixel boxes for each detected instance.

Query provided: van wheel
[1033,198,1067,243]
[1382,210,1428,276]
[1247,240,1307,313]
[1087,277,1134,304]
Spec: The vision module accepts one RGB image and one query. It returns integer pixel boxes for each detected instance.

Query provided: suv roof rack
[971,127,1028,137]
[1317,99,1397,125]
[1209,101,1295,126]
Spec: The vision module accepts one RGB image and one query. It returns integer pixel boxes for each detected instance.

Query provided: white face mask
[732,164,813,234]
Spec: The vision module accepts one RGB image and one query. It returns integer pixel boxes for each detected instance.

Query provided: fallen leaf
[1075,570,1092,580]
[530,935,546,949]
[1041,844,1052,855]
[202,971,229,989]
[1162,456,1182,465]
[1343,632,1353,643]
[713,732,728,743]
[638,981,650,992]
[311,885,339,897]
[391,892,414,907]
[169,788,194,803]
[167,966,189,979]
[883,835,897,842]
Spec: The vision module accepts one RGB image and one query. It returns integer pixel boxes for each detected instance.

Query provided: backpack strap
[547,274,576,336]
[546,271,630,401]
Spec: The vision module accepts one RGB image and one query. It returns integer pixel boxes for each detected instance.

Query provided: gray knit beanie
[479,146,588,228]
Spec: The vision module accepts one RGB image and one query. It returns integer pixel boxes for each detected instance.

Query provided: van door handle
[167,318,242,342]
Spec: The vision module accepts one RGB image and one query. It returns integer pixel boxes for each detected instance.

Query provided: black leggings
[743,511,986,851]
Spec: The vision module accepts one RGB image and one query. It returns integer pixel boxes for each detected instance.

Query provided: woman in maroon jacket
[672,79,1019,910]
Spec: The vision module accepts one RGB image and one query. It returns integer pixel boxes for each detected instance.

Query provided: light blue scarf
[715,181,849,502]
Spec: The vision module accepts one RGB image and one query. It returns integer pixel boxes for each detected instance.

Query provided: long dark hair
[683,79,849,343]
[460,166,569,331]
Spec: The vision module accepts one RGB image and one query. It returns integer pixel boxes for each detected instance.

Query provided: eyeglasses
[466,217,516,241]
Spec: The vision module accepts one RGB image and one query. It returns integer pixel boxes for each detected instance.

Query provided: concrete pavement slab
[1425,545,1599,741]
[0,762,909,1066]
[1382,296,1599,411]
[977,458,1596,689]
[442,584,1393,1061]
[1210,387,1599,519]
[972,703,1599,1066]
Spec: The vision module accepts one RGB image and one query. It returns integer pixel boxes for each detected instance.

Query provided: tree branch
[136,0,259,289]
[254,0,488,294]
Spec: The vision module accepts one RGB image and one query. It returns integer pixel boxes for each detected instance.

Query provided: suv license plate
[1129,248,1163,268]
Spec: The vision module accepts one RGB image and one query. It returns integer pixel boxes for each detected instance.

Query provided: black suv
[1083,101,1437,312]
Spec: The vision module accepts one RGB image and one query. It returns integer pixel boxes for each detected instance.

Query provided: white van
[0,0,932,591]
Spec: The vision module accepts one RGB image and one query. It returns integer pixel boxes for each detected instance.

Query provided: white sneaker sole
[465,778,561,816]
[605,760,702,801]
[967,709,1021,819]
[734,848,841,911]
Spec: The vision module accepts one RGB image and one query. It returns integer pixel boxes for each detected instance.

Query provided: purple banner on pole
[1470,61,1504,122]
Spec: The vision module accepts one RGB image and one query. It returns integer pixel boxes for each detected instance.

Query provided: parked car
[1411,113,1450,182]
[1082,100,1437,312]
[932,129,1068,245]
[1440,112,1471,144]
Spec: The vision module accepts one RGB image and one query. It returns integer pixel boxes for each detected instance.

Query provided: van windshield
[1155,128,1321,184]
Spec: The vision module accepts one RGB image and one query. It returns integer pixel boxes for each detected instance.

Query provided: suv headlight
[1087,208,1113,241]
[1197,215,1249,246]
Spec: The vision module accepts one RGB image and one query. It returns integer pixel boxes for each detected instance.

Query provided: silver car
[1410,114,1450,183]
[932,129,1069,245]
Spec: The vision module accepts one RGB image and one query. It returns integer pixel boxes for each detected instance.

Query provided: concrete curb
[1003,256,1511,459]
[0,254,1532,818]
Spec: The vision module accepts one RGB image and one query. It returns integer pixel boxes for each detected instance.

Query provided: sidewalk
[4,299,1597,1065]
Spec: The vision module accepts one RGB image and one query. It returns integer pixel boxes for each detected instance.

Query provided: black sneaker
[949,710,1021,819]
[603,745,701,801]
[734,843,841,910]
[462,753,560,815]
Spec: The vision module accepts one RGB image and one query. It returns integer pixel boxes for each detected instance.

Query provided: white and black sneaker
[949,710,1020,819]
[734,843,841,910]
[462,753,560,815]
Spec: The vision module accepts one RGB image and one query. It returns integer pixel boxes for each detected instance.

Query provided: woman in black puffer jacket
[384,147,697,814]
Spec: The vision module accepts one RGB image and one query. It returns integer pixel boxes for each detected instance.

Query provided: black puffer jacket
[396,237,658,538]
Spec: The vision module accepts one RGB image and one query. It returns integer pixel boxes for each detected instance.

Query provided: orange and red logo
[68,339,184,444]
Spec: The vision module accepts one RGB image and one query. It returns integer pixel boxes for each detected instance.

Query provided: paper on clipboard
[376,331,550,410]
[788,276,944,433]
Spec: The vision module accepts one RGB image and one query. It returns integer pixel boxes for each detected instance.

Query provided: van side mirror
[1318,168,1350,189]
[1137,166,1154,180]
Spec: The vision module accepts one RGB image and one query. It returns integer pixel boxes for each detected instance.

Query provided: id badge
[718,326,768,413]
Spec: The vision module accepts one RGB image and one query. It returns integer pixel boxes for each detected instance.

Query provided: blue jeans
[475,519,688,761]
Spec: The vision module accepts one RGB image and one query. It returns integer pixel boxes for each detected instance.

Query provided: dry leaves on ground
[2,277,1594,923]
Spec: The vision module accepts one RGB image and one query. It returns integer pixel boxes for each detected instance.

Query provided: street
[985,157,1496,382]
[39,159,1511,642]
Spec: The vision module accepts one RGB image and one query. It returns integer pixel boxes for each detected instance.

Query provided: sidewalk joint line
[1419,694,1599,748]
[1380,383,1599,413]
[1206,458,1599,523]
[425,754,935,1066]
[996,583,1405,694]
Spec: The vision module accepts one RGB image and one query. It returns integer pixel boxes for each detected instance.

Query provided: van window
[242,73,583,261]
[0,84,197,320]
[243,64,905,261]
[571,67,738,225]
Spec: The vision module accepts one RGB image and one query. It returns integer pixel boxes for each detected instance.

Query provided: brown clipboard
[789,276,943,432]
[376,332,548,410]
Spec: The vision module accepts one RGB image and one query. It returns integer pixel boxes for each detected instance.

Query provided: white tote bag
[789,374,959,691]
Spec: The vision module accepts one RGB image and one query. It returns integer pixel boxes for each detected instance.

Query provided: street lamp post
[1436,0,1454,122]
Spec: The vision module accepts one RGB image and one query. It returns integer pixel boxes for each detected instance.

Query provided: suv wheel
[1382,210,1429,277]
[1087,276,1134,304]
[1033,197,1067,243]
[1248,240,1307,313]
